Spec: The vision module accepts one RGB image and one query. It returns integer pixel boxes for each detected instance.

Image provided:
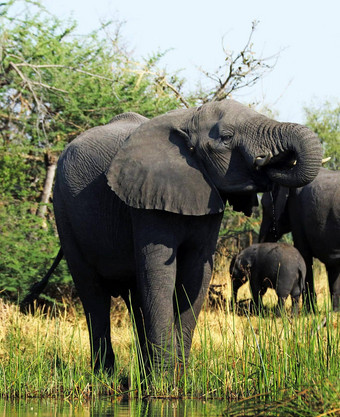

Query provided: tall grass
[0,264,339,415]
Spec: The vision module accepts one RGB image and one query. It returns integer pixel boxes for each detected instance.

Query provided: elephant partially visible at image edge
[260,167,340,312]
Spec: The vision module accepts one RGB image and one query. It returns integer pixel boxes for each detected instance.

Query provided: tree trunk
[37,151,58,228]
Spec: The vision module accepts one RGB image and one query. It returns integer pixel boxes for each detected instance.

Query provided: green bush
[0,198,70,302]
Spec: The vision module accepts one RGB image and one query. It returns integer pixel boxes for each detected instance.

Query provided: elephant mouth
[248,151,297,191]
[247,151,298,192]
[264,150,298,171]
[224,150,300,194]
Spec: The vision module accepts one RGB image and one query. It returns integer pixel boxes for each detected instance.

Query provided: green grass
[0,262,339,415]
[0,297,339,411]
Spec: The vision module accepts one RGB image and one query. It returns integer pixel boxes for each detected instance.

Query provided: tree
[0,0,183,300]
[304,101,340,170]
[0,1,279,301]
[190,21,278,104]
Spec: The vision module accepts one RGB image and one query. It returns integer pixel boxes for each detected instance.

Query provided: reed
[0,263,338,415]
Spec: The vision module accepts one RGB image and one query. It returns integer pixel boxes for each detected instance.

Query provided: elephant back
[57,113,148,197]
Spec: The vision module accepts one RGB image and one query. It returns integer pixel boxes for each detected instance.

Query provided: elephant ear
[106,115,225,215]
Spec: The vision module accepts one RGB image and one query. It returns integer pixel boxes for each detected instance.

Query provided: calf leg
[276,296,287,316]
[291,295,300,315]
[249,279,266,315]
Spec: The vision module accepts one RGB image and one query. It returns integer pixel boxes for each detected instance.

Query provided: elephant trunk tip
[265,125,323,188]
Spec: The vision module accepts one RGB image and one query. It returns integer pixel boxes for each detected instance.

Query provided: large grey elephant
[23,99,322,373]
[230,243,306,315]
[259,168,340,312]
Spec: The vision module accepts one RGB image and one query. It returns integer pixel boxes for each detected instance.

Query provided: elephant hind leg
[80,281,115,373]
[326,265,340,312]
[59,237,115,372]
[301,255,317,313]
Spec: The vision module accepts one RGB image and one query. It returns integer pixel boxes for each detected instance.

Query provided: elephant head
[229,253,251,303]
[107,100,322,216]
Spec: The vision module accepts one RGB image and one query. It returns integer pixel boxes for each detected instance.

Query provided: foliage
[0,198,70,301]
[217,203,262,260]
[0,1,183,151]
[304,101,340,170]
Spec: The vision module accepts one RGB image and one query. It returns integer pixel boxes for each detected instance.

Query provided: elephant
[229,243,306,314]
[259,167,340,312]
[22,99,322,373]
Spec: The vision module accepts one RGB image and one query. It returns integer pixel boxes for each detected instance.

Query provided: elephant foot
[92,346,116,375]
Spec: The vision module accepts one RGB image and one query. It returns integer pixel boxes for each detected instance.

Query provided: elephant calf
[230,243,306,314]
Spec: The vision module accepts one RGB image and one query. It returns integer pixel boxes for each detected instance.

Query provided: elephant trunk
[265,123,322,188]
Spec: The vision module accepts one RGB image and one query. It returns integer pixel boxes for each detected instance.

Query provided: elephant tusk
[322,157,331,164]
[255,152,273,167]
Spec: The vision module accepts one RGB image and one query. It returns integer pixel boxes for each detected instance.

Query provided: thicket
[0,0,338,304]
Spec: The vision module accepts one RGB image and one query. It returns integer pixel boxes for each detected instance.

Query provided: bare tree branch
[197,21,280,104]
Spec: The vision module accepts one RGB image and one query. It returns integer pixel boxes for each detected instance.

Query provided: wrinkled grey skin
[53,100,322,372]
[259,168,340,312]
[230,243,306,314]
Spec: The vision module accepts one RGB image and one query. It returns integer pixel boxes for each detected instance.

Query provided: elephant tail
[20,248,64,312]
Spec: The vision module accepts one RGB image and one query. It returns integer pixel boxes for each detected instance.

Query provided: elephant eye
[221,134,233,142]
[219,133,234,147]
[219,128,234,143]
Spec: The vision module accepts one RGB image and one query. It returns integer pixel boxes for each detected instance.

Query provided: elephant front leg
[175,251,214,365]
[134,241,178,372]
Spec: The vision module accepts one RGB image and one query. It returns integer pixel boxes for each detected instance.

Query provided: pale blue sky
[46,0,339,123]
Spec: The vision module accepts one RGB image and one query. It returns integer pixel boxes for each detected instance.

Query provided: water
[0,398,227,416]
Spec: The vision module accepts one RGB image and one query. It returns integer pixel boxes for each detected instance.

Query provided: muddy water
[0,398,227,416]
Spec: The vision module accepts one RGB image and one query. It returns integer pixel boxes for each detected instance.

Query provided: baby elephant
[230,243,306,314]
